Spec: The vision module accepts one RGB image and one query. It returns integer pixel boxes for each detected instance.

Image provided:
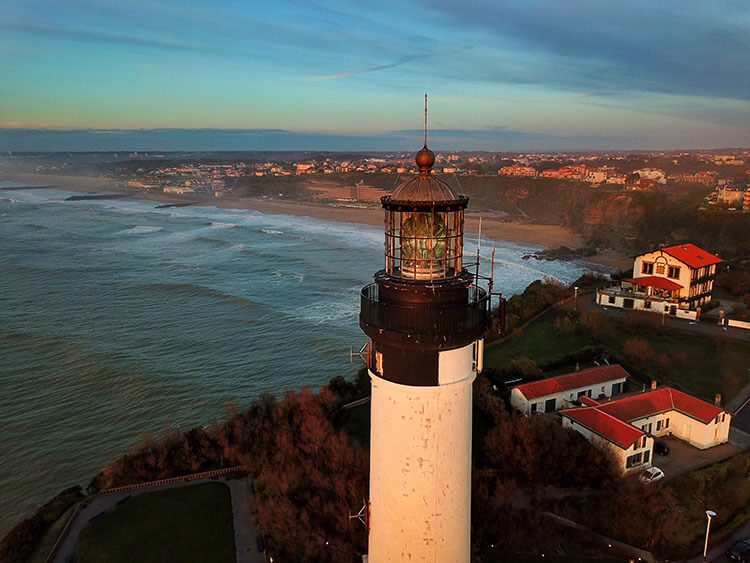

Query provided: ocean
[0,182,592,535]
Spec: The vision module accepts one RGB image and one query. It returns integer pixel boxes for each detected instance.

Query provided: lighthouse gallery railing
[360,283,488,336]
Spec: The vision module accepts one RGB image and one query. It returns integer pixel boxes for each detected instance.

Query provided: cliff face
[454,176,743,255]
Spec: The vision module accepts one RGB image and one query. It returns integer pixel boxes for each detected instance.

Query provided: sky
[1,0,749,151]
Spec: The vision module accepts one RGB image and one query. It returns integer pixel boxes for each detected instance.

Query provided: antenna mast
[424,93,428,147]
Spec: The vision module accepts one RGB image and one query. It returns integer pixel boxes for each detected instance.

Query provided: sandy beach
[2,171,630,269]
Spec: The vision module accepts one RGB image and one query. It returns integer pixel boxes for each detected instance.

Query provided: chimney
[715,393,722,406]
[651,380,658,390]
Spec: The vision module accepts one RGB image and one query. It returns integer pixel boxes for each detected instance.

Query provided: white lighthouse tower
[359,112,488,561]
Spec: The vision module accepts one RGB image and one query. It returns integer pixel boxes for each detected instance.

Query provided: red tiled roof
[623,276,683,290]
[513,365,629,400]
[562,406,644,449]
[579,396,601,407]
[660,244,722,269]
[597,387,722,424]
[562,386,723,449]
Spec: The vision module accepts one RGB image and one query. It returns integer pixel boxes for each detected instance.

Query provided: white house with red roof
[561,385,731,473]
[510,365,628,416]
[597,243,722,320]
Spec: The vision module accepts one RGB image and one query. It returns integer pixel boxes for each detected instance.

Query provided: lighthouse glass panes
[384,207,464,280]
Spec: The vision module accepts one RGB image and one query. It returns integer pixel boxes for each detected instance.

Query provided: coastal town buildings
[597,243,722,319]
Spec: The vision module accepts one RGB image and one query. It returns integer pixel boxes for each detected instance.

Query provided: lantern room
[382,145,468,281]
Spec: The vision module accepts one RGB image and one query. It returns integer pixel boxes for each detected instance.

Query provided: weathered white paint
[368,355,475,562]
[438,343,474,385]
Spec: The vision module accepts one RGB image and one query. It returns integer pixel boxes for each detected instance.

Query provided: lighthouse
[360,111,488,562]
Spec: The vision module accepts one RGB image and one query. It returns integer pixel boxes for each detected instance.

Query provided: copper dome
[383,145,467,208]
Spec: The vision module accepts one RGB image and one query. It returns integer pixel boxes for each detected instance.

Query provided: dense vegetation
[0,486,83,563]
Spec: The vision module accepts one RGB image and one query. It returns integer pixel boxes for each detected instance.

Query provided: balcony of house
[360,282,488,347]
[596,284,699,321]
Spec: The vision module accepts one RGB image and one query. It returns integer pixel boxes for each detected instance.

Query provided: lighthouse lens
[400,211,447,279]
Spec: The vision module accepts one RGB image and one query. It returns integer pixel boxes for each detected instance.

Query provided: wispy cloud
[290,54,427,81]
[577,90,617,98]
[1,22,214,54]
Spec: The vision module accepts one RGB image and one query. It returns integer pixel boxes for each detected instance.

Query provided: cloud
[577,90,617,98]
[1,22,216,54]
[420,0,750,101]
[290,54,428,81]
[0,126,628,152]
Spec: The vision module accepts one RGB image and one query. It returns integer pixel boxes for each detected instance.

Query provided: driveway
[652,436,743,482]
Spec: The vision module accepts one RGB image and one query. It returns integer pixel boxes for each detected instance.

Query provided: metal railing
[360,283,488,335]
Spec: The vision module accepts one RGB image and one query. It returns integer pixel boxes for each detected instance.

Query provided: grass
[484,308,591,369]
[27,504,77,563]
[73,483,235,563]
[484,306,750,403]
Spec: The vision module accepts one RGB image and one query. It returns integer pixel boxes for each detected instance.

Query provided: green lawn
[484,309,591,369]
[74,482,235,563]
[484,307,750,403]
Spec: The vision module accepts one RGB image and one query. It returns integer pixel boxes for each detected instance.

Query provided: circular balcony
[360,282,488,348]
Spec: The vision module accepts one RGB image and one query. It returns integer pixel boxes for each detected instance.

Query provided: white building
[597,243,722,319]
[510,365,628,416]
[561,386,731,473]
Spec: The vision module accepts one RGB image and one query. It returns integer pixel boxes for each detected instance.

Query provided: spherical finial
[416,145,435,174]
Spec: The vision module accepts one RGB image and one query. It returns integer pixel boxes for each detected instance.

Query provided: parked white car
[639,466,665,484]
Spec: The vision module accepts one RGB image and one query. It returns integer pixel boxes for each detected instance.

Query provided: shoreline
[1,171,630,269]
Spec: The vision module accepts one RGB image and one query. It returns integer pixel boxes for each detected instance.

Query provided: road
[52,476,264,563]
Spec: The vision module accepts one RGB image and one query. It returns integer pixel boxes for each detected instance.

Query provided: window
[530,403,538,413]
[668,266,681,279]
[665,418,670,428]
[644,300,651,309]
[644,450,650,464]
[626,453,643,468]
[577,390,587,399]
[656,263,665,275]
[656,420,661,431]
[642,262,654,274]
[715,415,719,424]
[601,386,605,393]
[722,413,726,422]
[569,393,574,400]
[608,295,616,304]
[375,351,383,375]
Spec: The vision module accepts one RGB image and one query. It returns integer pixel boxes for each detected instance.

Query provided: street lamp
[574,286,579,310]
[703,509,716,560]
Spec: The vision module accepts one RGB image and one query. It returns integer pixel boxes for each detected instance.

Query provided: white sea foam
[123,225,163,234]
[261,229,283,235]
[211,221,236,228]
